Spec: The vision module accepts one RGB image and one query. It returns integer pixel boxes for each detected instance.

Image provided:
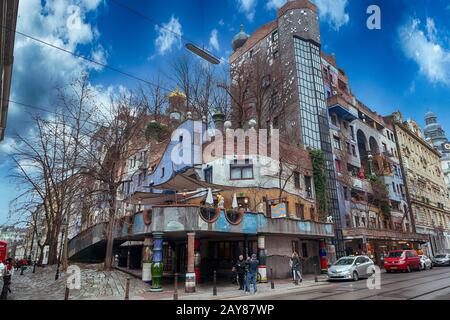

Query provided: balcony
[342,227,429,242]
[352,177,373,193]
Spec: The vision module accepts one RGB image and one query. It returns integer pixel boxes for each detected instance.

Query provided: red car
[384,250,421,273]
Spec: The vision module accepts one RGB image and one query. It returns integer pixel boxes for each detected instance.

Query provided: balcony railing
[342,227,429,242]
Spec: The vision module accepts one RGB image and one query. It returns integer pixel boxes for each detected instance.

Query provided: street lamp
[55,218,68,281]
[185,43,220,65]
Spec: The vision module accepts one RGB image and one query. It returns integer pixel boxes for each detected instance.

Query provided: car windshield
[387,252,404,258]
[435,255,447,259]
[334,258,355,266]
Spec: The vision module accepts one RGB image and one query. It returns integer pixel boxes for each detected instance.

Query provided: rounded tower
[232,24,249,51]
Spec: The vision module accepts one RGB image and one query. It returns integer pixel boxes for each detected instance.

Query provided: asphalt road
[254,267,450,300]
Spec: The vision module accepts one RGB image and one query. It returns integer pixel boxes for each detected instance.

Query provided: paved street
[241,267,450,300]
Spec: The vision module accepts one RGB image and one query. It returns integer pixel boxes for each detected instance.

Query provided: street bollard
[124,278,130,300]
[173,273,178,300]
[33,261,36,274]
[270,267,275,290]
[314,263,318,283]
[213,270,217,296]
[20,266,24,276]
[64,286,70,300]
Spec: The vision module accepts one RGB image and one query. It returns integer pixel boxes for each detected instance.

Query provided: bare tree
[78,90,148,270]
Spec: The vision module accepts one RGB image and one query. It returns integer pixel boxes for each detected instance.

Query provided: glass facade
[294,37,346,258]
[294,38,327,150]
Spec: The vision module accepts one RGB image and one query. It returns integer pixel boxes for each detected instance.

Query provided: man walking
[245,254,259,294]
[233,255,247,290]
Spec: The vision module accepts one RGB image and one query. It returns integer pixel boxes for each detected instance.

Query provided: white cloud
[265,0,350,30]
[399,18,450,85]
[154,15,183,56]
[219,19,225,26]
[209,29,220,51]
[11,0,105,116]
[0,137,17,155]
[237,0,258,22]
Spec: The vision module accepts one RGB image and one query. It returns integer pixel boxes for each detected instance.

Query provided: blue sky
[1,0,450,224]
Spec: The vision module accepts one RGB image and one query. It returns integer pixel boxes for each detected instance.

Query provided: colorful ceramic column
[150,233,164,292]
[319,240,328,274]
[194,239,201,284]
[142,237,153,284]
[185,232,196,293]
[257,236,267,283]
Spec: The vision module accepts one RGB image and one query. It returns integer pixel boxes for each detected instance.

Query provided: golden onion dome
[168,86,186,99]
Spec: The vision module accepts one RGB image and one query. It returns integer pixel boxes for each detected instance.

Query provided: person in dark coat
[245,254,259,294]
[290,252,302,284]
[232,255,247,290]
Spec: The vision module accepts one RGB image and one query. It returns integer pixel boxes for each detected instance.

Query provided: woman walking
[290,252,302,285]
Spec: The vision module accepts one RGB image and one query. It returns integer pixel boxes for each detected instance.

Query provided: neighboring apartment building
[423,112,450,198]
[386,112,450,255]
[229,0,344,258]
[323,54,428,266]
[0,0,19,142]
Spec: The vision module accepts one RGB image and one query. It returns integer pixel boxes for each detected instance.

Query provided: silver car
[419,255,433,270]
[328,256,375,281]
[432,254,450,266]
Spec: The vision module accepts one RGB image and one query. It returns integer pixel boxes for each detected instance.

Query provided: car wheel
[406,265,411,273]
[386,270,391,273]
[353,271,359,281]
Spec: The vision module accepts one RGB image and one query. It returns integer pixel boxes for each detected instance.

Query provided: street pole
[270,267,275,289]
[213,270,217,296]
[55,226,66,281]
[173,273,178,300]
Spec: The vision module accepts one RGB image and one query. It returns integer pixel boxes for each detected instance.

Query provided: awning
[152,168,234,192]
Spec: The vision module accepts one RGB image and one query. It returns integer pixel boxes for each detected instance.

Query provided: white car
[419,255,432,270]
[328,256,375,281]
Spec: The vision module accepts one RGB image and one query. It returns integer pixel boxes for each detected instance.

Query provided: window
[352,145,357,156]
[310,207,315,220]
[350,126,355,140]
[331,114,338,126]
[295,203,305,219]
[302,243,308,258]
[272,30,278,42]
[161,166,165,178]
[305,176,313,198]
[292,241,299,254]
[333,136,341,150]
[179,135,183,142]
[204,167,213,184]
[343,186,349,201]
[335,159,342,173]
[273,50,279,59]
[230,159,254,180]
[294,172,301,189]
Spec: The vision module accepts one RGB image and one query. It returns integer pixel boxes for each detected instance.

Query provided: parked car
[419,255,433,270]
[384,250,421,273]
[432,254,450,267]
[328,256,375,281]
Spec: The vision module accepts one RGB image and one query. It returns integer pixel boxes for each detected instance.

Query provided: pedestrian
[290,252,302,284]
[245,254,259,294]
[0,260,4,277]
[232,255,247,290]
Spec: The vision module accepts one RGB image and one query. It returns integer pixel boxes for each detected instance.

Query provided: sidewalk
[131,274,330,300]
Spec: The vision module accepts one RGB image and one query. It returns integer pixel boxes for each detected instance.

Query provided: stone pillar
[185,232,196,293]
[150,233,164,292]
[142,237,153,284]
[257,236,267,283]
[194,239,201,284]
